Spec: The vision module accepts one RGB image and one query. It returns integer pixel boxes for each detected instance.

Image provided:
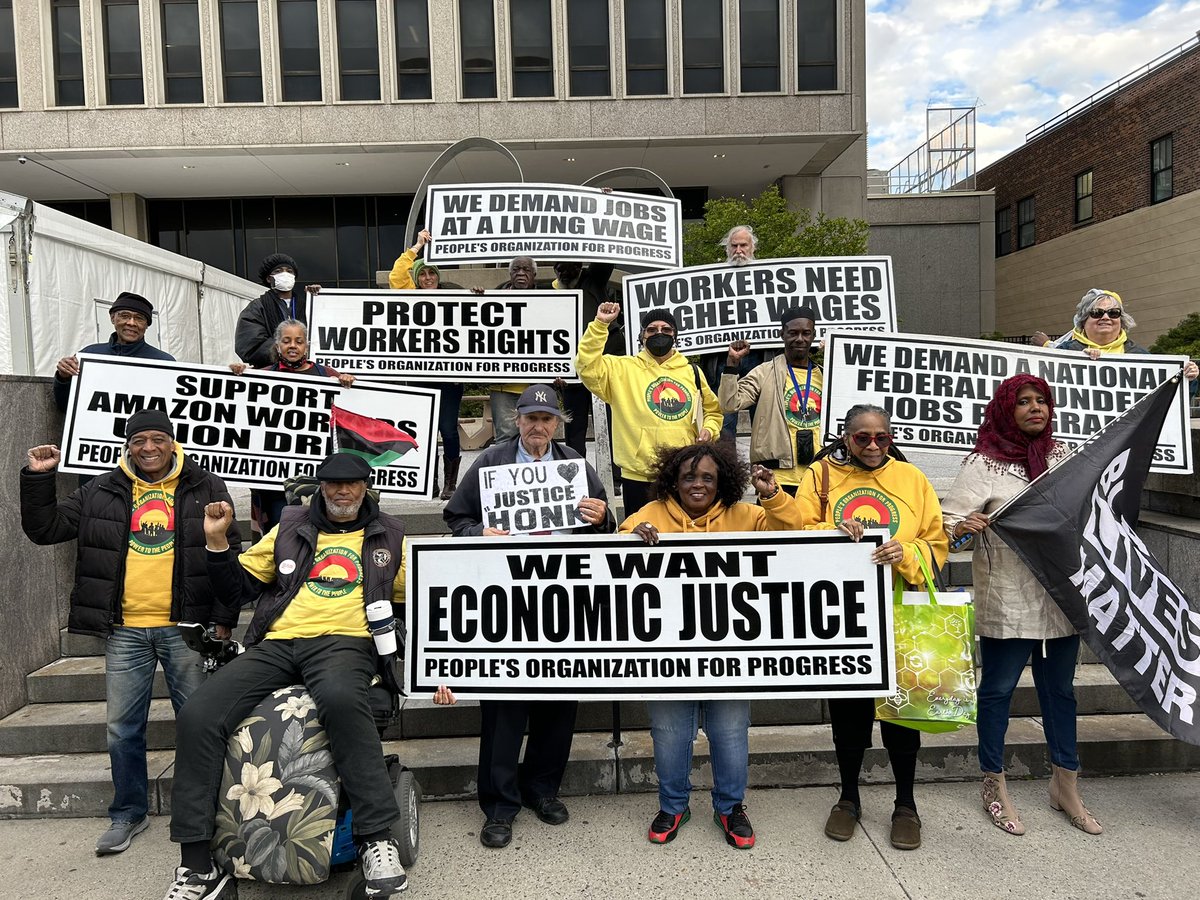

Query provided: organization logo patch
[306,546,364,599]
[372,548,393,568]
[129,489,175,555]
[783,384,822,429]
[834,488,901,537]
[644,376,694,422]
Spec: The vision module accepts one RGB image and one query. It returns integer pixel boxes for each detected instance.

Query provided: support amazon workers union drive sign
[622,257,897,357]
[404,531,894,701]
[424,183,682,269]
[820,332,1194,475]
[60,355,441,496]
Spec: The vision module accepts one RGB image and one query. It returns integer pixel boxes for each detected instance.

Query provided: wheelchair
[179,624,420,899]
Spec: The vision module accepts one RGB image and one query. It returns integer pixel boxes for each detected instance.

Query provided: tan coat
[718,355,822,472]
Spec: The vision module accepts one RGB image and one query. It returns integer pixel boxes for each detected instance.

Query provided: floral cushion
[211,685,341,884]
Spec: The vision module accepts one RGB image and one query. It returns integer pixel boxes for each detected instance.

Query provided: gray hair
[720,224,757,254]
[270,318,308,361]
[1073,288,1136,331]
[509,256,538,277]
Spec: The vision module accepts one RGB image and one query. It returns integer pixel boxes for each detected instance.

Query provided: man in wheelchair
[163,453,409,899]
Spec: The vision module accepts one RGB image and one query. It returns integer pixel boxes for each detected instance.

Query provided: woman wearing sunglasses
[794,403,947,851]
[941,374,1102,837]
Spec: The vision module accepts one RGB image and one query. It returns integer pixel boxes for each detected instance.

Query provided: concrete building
[0,0,868,287]
[976,34,1200,346]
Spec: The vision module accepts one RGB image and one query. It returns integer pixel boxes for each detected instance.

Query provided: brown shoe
[824,801,859,841]
[890,806,922,850]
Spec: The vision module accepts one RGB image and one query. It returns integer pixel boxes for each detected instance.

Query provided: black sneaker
[360,838,408,896]
[648,807,690,844]
[715,804,756,849]
[161,865,236,900]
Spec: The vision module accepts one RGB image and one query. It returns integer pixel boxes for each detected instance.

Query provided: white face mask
[272,271,296,292]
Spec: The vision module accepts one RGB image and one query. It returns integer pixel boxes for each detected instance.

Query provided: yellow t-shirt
[120,447,184,627]
[775,365,824,487]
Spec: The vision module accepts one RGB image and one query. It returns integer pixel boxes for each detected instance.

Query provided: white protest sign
[424,183,682,269]
[478,459,591,535]
[622,257,897,356]
[309,288,581,382]
[61,356,441,495]
[404,531,894,701]
[820,331,1193,474]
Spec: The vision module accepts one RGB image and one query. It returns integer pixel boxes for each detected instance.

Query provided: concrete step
[0,698,180,755]
[3,713,1198,819]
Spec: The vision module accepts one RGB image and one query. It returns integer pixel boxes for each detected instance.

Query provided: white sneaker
[360,838,408,896]
[162,865,236,900]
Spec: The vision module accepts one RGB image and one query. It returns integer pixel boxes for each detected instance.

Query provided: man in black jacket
[162,452,408,900]
[20,409,238,856]
[442,385,614,849]
[234,253,322,368]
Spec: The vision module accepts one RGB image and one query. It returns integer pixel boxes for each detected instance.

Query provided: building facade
[0,0,867,287]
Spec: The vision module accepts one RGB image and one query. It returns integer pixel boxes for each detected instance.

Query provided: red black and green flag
[330,405,419,467]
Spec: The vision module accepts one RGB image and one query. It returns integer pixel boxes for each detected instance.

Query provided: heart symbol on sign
[557,462,579,483]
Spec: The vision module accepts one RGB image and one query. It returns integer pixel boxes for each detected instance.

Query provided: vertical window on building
[625,0,666,95]
[1074,170,1092,224]
[682,0,723,94]
[1151,134,1173,203]
[1017,195,1035,249]
[796,0,835,90]
[459,0,496,98]
[0,0,17,107]
[393,0,431,99]
[220,0,263,102]
[739,0,779,92]
[51,0,85,106]
[278,0,322,101]
[567,0,609,97]
[161,0,203,103]
[995,206,1011,257]
[103,0,145,104]
[510,0,553,97]
[334,0,379,99]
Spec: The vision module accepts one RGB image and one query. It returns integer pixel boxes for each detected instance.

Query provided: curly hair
[813,403,908,465]
[651,441,749,509]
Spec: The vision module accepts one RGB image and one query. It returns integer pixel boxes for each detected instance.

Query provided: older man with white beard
[702,225,763,441]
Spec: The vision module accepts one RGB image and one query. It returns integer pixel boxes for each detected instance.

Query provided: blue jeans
[977,634,1080,773]
[106,625,204,823]
[648,699,750,816]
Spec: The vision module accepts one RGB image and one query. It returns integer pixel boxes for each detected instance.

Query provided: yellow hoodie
[618,487,804,534]
[119,444,185,627]
[575,319,723,482]
[794,456,948,587]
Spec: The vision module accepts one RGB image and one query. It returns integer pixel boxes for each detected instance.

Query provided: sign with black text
[309,288,581,382]
[61,356,440,495]
[622,257,897,356]
[479,459,591,535]
[404,531,894,700]
[821,332,1193,474]
[424,183,682,268]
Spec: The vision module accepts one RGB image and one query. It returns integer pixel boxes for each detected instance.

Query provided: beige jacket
[941,444,1076,640]
[718,355,822,472]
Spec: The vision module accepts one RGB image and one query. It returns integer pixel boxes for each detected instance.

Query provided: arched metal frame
[403,137,526,244]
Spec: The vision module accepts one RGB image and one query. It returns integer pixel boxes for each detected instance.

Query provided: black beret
[314,452,373,482]
[778,304,821,326]
[110,292,154,321]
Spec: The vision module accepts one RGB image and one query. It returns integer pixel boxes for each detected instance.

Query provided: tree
[681,184,869,267]
[1149,313,1200,358]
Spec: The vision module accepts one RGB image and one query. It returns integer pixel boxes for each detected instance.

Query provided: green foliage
[979,331,1008,342]
[1149,313,1200,357]
[682,184,869,267]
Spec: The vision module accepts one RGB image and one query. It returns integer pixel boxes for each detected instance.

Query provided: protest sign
[60,355,440,495]
[478,459,591,535]
[424,183,682,268]
[820,332,1193,474]
[404,531,894,701]
[309,288,581,382]
[621,257,897,356]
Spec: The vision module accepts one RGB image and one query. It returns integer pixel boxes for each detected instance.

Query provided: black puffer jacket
[20,459,241,638]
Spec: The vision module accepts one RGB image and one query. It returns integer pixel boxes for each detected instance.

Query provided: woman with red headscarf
[942,374,1102,838]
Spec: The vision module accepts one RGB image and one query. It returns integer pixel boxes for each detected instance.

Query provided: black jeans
[477,699,578,819]
[169,635,399,843]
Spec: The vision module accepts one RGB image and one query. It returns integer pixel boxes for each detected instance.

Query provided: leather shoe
[525,796,569,825]
[480,817,513,848]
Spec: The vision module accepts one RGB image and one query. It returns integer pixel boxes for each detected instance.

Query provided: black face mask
[645,333,675,356]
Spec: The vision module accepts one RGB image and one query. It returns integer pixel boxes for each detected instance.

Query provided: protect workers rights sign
[404,531,894,700]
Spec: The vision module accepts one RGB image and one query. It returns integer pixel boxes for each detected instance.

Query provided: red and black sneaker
[715,804,756,849]
[648,808,690,844]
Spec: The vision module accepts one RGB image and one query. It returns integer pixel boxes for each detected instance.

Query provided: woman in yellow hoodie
[620,440,803,850]
[794,403,947,852]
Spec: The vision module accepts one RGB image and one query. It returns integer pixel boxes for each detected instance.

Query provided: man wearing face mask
[575,302,722,514]
[234,253,322,369]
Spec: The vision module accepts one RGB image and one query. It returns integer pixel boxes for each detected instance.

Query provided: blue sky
[865,1,1200,172]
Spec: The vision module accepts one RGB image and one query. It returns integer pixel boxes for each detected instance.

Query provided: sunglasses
[1088,308,1122,319]
[850,432,893,448]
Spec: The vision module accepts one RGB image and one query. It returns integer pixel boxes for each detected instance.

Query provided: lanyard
[786,362,813,425]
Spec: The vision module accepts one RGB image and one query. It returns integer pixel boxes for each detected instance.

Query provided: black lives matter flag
[990,375,1200,744]
[331,405,418,467]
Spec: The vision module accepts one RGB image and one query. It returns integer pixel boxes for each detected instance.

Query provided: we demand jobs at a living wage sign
[404,531,894,701]
[622,257,897,357]
[820,332,1194,475]
[61,355,441,496]
[424,183,682,269]
[309,288,582,382]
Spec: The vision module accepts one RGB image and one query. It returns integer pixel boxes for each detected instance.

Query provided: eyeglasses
[850,432,893,449]
[1088,308,1122,319]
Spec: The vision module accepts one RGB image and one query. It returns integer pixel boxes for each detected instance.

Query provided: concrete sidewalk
[2,774,1197,900]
